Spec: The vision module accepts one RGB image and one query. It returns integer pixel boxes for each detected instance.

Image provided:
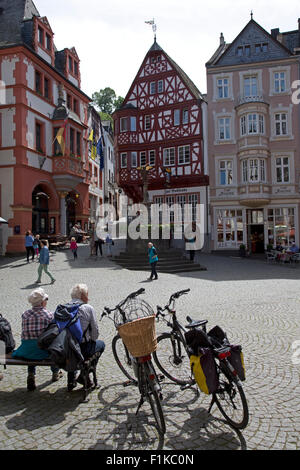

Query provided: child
[33,234,41,259]
[70,237,78,260]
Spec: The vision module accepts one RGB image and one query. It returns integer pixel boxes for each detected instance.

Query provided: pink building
[206,18,300,253]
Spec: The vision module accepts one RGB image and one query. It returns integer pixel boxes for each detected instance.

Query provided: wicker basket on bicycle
[115,298,157,358]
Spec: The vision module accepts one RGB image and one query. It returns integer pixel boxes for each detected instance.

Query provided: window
[267,208,295,247]
[163,148,175,166]
[69,56,73,73]
[46,33,51,51]
[74,61,78,77]
[140,151,146,167]
[35,122,43,153]
[244,76,257,97]
[54,127,61,156]
[73,99,78,115]
[67,94,72,110]
[130,116,136,132]
[120,153,127,168]
[70,128,75,155]
[131,152,137,168]
[255,43,268,53]
[259,115,264,134]
[178,145,190,164]
[219,160,233,185]
[76,132,81,156]
[149,150,156,166]
[242,158,266,183]
[275,113,287,136]
[218,117,231,140]
[217,78,229,99]
[120,117,128,132]
[237,45,250,56]
[158,80,164,93]
[244,45,251,56]
[182,109,189,125]
[38,27,44,46]
[188,194,198,222]
[44,78,49,99]
[241,114,264,136]
[145,115,151,130]
[237,46,243,56]
[274,72,286,93]
[248,114,257,134]
[174,109,180,126]
[276,157,290,183]
[35,71,42,94]
[150,82,156,94]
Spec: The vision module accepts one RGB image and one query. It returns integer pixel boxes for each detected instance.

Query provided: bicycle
[153,289,249,430]
[101,288,166,435]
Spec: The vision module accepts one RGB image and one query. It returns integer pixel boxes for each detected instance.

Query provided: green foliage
[92,87,124,116]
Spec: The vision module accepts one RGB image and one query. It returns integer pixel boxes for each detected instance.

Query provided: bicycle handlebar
[101,288,145,319]
[156,288,191,318]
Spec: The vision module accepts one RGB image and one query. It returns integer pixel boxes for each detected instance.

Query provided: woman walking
[25,231,35,263]
[148,242,158,280]
[70,237,78,260]
[35,240,56,285]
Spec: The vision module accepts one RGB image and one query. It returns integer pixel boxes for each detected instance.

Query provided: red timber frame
[113,47,208,203]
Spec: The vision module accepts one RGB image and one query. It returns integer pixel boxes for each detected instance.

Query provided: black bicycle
[101,288,166,435]
[154,289,249,430]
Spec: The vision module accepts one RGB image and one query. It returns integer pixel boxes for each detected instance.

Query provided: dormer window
[255,43,268,53]
[74,61,78,77]
[237,45,251,57]
[69,56,73,73]
[46,33,51,51]
[38,27,44,46]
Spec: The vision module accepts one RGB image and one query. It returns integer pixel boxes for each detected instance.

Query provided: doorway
[248,209,265,254]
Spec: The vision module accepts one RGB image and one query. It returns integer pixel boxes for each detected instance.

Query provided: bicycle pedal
[158,375,165,382]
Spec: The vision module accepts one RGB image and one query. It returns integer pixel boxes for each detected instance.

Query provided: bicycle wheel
[213,362,249,430]
[153,333,194,385]
[112,334,136,383]
[144,362,166,435]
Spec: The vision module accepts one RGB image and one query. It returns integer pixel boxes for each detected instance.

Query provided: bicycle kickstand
[135,396,144,416]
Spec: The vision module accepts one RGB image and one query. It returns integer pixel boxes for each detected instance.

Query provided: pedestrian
[25,230,35,262]
[70,237,78,260]
[148,242,158,280]
[66,283,105,391]
[12,288,62,391]
[95,235,104,257]
[105,234,113,257]
[33,234,41,259]
[35,240,56,284]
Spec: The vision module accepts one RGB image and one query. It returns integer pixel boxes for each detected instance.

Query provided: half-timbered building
[113,40,209,234]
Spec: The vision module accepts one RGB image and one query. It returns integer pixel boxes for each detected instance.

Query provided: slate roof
[0,0,39,48]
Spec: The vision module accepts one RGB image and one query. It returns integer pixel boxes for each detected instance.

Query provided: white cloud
[36,0,300,98]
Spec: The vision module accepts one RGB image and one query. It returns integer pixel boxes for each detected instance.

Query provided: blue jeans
[67,340,105,382]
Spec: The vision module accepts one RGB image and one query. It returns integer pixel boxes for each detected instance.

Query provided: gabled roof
[0,0,39,47]
[120,39,205,109]
[207,18,294,68]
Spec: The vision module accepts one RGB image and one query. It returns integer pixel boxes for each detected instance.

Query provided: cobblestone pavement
[0,245,300,450]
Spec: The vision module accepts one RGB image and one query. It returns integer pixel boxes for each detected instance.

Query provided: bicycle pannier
[208,325,228,345]
[185,328,211,355]
[228,345,246,381]
[190,348,219,395]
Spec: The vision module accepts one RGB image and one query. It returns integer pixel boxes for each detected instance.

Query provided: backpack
[0,313,16,353]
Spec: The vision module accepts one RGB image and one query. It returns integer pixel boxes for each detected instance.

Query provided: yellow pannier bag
[190,348,219,395]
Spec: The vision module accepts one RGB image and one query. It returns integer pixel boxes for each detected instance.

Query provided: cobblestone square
[0,245,300,450]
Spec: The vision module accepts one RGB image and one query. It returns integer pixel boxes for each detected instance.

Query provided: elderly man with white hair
[67,283,105,391]
[12,288,62,391]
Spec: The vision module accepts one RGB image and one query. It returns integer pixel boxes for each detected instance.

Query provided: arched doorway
[32,186,50,235]
[66,191,82,235]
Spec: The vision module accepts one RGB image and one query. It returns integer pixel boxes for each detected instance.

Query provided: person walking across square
[148,242,158,280]
[36,240,56,285]
[70,237,78,260]
[25,231,35,263]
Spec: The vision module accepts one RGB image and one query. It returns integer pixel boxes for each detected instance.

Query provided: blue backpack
[54,303,84,343]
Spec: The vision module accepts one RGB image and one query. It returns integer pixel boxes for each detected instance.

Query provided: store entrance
[250,224,265,253]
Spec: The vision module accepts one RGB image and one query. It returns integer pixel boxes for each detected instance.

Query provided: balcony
[52,155,85,192]
[236,94,269,107]
[239,183,271,207]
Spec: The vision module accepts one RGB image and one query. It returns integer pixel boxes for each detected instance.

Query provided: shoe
[154,277,158,280]
[51,279,56,284]
[76,373,93,389]
[52,371,63,382]
[27,373,36,392]
[67,381,77,392]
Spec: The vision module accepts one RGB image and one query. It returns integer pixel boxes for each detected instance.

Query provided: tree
[92,87,124,116]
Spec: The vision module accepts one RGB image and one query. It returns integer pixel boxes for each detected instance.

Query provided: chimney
[271,28,280,39]
[220,32,225,46]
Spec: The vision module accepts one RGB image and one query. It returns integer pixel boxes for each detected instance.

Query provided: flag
[54,120,67,156]
[88,129,94,142]
[97,137,104,171]
[91,144,97,161]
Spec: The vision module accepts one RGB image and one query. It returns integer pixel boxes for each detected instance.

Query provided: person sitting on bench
[67,284,105,391]
[12,288,62,391]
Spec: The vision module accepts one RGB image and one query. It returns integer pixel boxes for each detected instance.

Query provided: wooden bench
[2,352,101,403]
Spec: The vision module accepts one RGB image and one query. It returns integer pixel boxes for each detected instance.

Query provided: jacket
[47,327,84,372]
[148,246,158,264]
[39,247,50,265]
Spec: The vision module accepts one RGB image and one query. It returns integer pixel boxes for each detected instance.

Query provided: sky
[36,0,300,100]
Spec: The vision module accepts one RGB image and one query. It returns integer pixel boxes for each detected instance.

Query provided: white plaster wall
[26,91,54,117]
[37,47,52,65]
[26,61,35,90]
[26,151,52,172]
[68,74,79,88]
[1,56,19,86]
[0,108,16,149]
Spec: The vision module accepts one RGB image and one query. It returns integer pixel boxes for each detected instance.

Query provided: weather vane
[145,18,157,41]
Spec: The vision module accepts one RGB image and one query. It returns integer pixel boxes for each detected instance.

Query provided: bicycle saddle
[185,317,208,329]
